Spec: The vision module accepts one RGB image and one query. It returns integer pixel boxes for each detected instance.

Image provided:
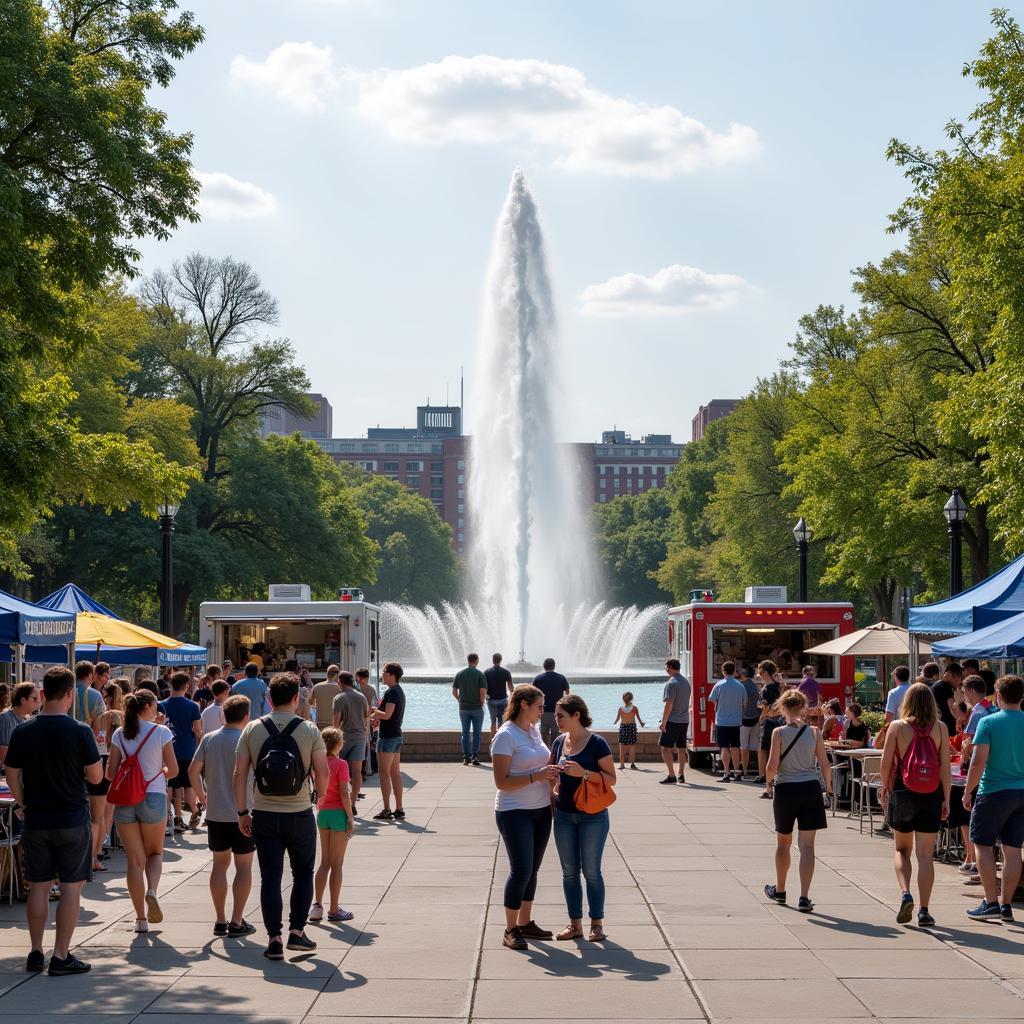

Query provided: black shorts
[970,788,1024,848]
[169,758,193,790]
[716,725,741,749]
[659,722,688,748]
[773,780,827,835]
[886,787,943,834]
[761,718,783,752]
[207,819,256,855]
[21,825,93,884]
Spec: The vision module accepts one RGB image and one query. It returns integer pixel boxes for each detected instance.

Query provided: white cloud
[579,264,750,317]
[345,54,760,178]
[229,42,339,113]
[197,172,279,220]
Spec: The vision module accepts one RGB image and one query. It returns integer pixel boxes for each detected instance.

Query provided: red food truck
[668,589,856,765]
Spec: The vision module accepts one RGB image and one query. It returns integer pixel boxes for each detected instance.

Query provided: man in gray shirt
[738,666,761,779]
[659,658,692,785]
[333,672,369,804]
[188,695,256,937]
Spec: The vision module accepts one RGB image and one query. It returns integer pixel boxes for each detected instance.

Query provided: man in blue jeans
[453,653,487,766]
[235,674,328,960]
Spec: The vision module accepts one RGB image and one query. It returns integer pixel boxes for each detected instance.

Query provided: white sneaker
[308,901,324,922]
[135,919,148,933]
[959,861,977,874]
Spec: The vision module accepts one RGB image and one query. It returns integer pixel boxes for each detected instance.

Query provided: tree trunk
[966,502,990,586]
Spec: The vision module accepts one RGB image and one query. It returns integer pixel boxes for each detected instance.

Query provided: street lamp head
[793,517,813,545]
[943,488,968,525]
[158,498,180,520]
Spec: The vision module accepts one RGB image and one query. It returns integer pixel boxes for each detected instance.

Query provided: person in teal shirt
[962,674,1024,921]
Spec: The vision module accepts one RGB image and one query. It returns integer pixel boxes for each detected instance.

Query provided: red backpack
[107,724,162,806]
[900,723,940,793]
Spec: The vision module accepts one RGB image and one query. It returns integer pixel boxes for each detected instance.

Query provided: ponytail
[123,690,155,740]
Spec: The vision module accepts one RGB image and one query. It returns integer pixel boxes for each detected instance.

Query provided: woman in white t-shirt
[107,690,177,932]
[491,684,561,951]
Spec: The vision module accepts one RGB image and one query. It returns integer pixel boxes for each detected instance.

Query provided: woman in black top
[550,695,617,942]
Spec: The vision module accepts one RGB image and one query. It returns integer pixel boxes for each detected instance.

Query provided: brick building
[259,393,333,439]
[691,399,738,441]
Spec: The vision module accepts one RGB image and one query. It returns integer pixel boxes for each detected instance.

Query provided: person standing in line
[231,662,270,718]
[453,653,487,766]
[962,674,1024,921]
[956,675,996,880]
[201,680,231,735]
[96,682,125,855]
[193,665,219,711]
[485,653,514,735]
[797,666,822,710]
[309,727,355,924]
[159,672,203,832]
[931,662,963,738]
[188,695,257,937]
[235,673,328,960]
[763,689,832,913]
[884,666,913,726]
[107,690,177,933]
[492,684,560,950]
[658,659,691,784]
[311,664,343,730]
[370,663,406,820]
[0,681,40,771]
[4,667,102,975]
[534,658,570,748]
[709,661,746,782]
[332,671,369,805]
[222,659,236,686]
[755,659,784,784]
[614,692,644,771]
[879,683,950,927]
[550,694,617,942]
[72,662,107,862]
[738,665,762,779]
[356,668,378,778]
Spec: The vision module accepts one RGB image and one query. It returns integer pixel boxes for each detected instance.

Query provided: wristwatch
[237,809,249,817]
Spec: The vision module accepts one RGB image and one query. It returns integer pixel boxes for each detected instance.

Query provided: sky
[136,0,995,444]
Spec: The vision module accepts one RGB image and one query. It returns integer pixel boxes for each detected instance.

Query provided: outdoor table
[828,747,879,817]
[0,794,16,905]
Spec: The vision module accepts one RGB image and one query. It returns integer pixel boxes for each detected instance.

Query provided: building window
[458,503,464,513]
[406,474,421,488]
[385,474,399,482]
[362,443,378,453]
[457,532,464,543]
[406,443,423,452]
[613,465,621,474]
[430,461,443,471]
[382,461,399,472]
[457,517,464,528]
[599,465,607,475]
[406,460,423,472]
[600,478,607,489]
[599,493,607,503]
[458,474,464,484]
[359,461,377,471]
[384,443,399,453]
[458,460,465,469]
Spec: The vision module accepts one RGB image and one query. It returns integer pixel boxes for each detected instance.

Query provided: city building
[259,393,333,439]
[588,430,683,505]
[691,398,738,441]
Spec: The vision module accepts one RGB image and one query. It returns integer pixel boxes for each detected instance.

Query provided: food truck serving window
[710,626,840,681]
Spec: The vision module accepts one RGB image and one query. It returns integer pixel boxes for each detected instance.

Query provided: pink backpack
[900,723,940,793]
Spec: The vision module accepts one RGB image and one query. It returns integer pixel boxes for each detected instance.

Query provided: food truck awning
[202,614,352,623]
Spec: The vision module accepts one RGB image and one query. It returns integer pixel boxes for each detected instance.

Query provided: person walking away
[658,658,691,784]
[879,682,950,926]
[931,662,962,738]
[763,689,832,912]
[201,680,231,735]
[356,668,378,777]
[91,682,125,870]
[4,667,102,975]
[614,692,644,770]
[492,684,560,950]
[312,664,343,730]
[231,662,270,718]
[485,653,514,735]
[188,695,257,937]
[107,690,177,933]
[370,663,406,820]
[332,672,369,806]
[72,662,108,870]
[235,673,328,959]
[957,675,996,881]
[884,666,913,726]
[709,662,746,781]
[533,658,570,748]
[159,672,203,832]
[551,694,616,942]
[309,727,355,923]
[739,666,761,778]
[453,654,487,765]
[0,681,40,771]
[961,674,1024,921]
[756,660,784,784]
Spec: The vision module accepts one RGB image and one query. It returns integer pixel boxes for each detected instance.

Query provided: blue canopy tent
[932,611,1024,659]
[38,583,118,618]
[0,590,76,680]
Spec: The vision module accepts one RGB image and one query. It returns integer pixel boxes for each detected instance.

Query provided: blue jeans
[459,708,484,756]
[553,808,609,921]
[252,808,317,938]
[495,806,552,909]
[487,698,508,729]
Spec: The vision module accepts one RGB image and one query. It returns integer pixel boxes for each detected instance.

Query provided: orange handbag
[574,771,617,814]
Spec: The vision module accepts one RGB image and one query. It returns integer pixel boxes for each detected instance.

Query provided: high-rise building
[259,393,333,439]
[691,399,738,442]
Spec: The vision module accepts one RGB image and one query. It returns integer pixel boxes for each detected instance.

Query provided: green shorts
[317,808,349,831]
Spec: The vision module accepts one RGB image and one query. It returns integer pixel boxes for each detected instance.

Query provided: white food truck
[199,585,381,685]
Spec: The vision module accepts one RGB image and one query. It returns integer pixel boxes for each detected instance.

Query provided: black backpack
[254,717,307,796]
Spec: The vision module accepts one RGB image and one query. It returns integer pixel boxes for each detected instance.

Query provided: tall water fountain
[383,171,668,674]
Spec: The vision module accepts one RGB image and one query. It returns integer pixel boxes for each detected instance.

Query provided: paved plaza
[1,764,1023,1023]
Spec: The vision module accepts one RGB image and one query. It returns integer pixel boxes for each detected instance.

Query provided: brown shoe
[503,926,527,950]
[518,920,553,939]
[556,923,583,941]
[588,923,607,942]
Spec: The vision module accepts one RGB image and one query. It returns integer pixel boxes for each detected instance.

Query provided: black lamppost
[943,488,968,597]
[793,517,813,602]
[158,498,179,637]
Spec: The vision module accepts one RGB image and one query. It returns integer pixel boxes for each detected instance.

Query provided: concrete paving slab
[472,978,702,1018]
[848,978,1024,1017]
[696,978,871,1018]
[309,976,472,1017]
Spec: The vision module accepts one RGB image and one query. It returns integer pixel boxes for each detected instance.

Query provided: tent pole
[14,644,23,683]
[909,637,919,678]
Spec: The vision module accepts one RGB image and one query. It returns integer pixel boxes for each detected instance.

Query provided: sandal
[556,923,583,941]
[588,924,607,942]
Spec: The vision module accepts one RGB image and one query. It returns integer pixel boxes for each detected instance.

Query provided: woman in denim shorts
[107,690,177,932]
